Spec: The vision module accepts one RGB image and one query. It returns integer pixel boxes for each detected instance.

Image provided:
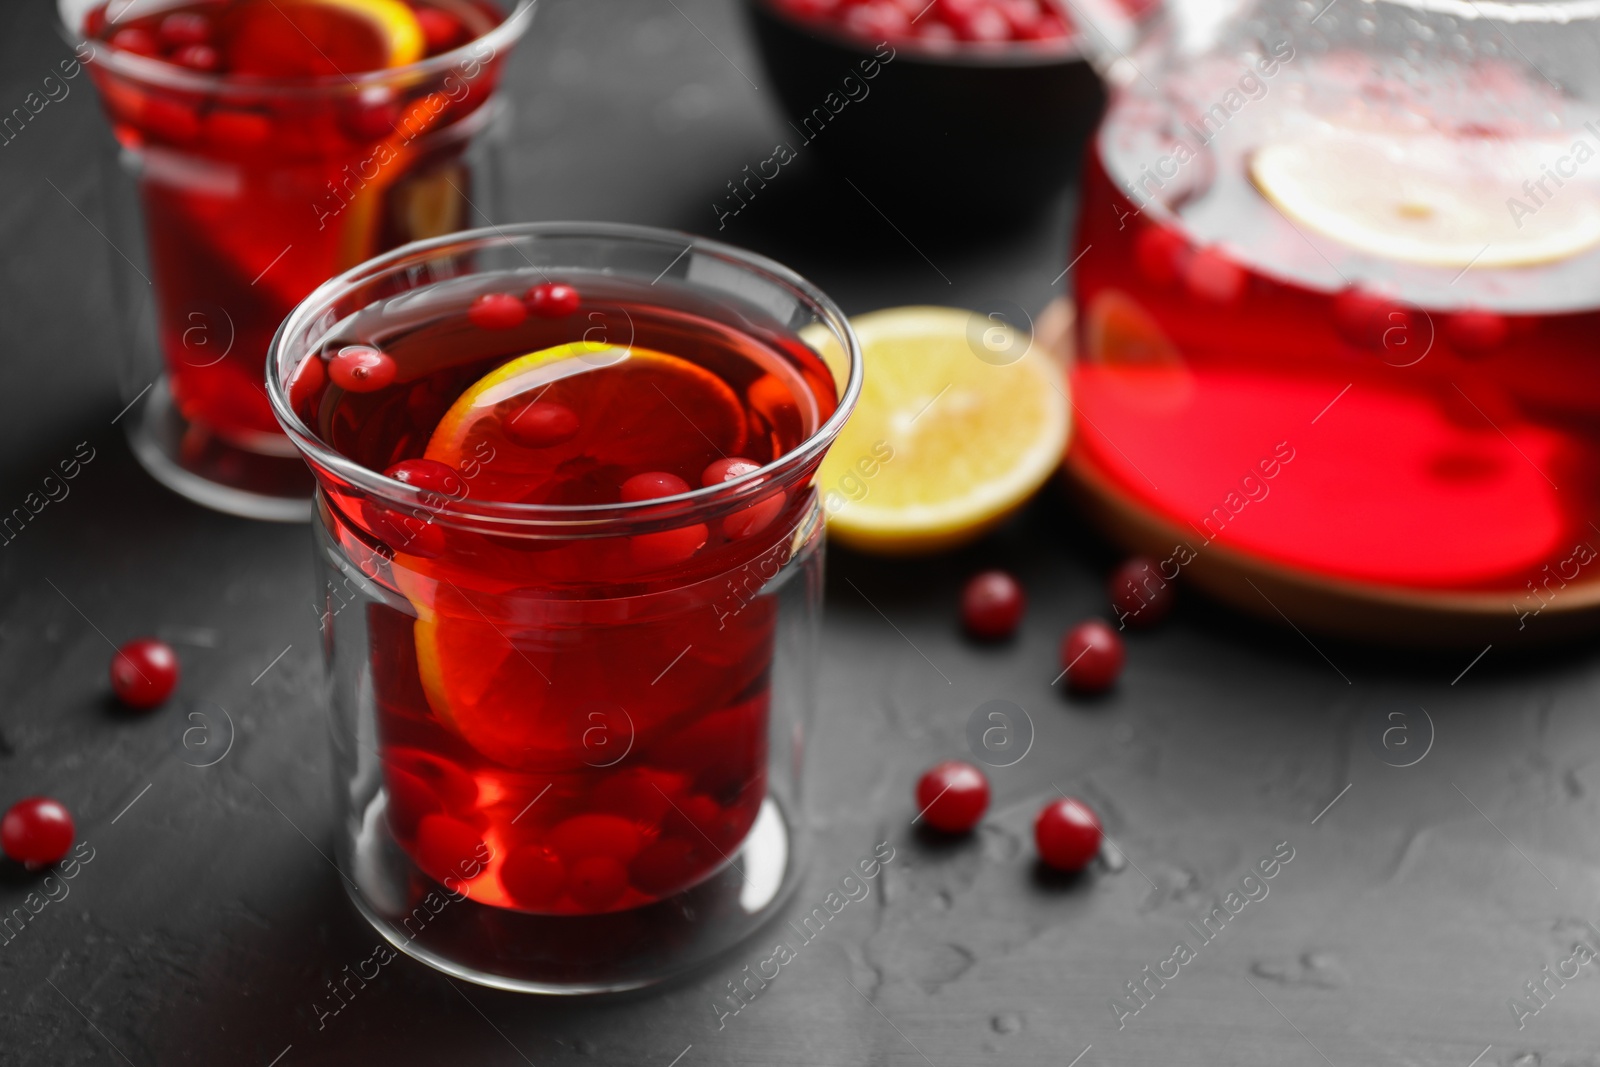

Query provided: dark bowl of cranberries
[743,0,1113,224]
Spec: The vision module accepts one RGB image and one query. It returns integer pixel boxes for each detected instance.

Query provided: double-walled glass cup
[60,0,536,521]
[268,222,863,992]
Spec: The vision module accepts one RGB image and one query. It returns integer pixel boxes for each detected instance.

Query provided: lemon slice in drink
[1250,128,1600,268]
[812,306,1071,555]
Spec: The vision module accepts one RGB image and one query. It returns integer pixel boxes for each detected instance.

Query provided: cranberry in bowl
[743,0,1132,222]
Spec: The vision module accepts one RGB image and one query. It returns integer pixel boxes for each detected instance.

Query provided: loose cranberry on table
[1034,795,1102,872]
[1108,556,1174,629]
[915,760,990,833]
[1,797,75,869]
[1059,619,1124,693]
[110,638,180,710]
[961,570,1025,640]
[526,282,581,318]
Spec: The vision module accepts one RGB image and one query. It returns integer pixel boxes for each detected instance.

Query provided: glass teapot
[1066,0,1600,638]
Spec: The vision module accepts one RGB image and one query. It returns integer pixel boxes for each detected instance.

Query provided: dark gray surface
[3,1,1599,1064]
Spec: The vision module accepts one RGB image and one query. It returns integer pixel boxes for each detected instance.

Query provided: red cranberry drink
[68,0,531,513]
[1073,40,1600,597]
[282,259,843,915]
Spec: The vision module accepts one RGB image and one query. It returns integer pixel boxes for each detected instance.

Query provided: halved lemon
[1250,127,1600,269]
[812,306,1071,555]
[400,341,750,762]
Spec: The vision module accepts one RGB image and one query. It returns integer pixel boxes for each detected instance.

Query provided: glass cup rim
[266,220,866,528]
[55,0,537,97]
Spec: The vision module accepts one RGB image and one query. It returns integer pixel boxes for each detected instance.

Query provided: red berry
[110,638,179,709]
[1034,796,1102,872]
[1,798,75,869]
[915,760,990,833]
[723,493,785,539]
[501,845,565,908]
[1446,309,1510,355]
[842,2,912,39]
[702,457,762,486]
[1108,557,1174,629]
[384,458,466,499]
[288,352,326,418]
[961,570,1025,640]
[1060,619,1124,693]
[526,282,581,318]
[568,855,628,910]
[329,346,396,392]
[1333,288,1415,353]
[468,292,527,330]
[1183,245,1247,304]
[109,27,162,57]
[415,7,465,52]
[620,471,691,502]
[362,501,446,558]
[171,43,221,71]
[159,11,212,46]
[954,7,1011,40]
[1134,225,1189,286]
[505,401,580,448]
[414,814,485,885]
[630,838,698,896]
[629,524,709,568]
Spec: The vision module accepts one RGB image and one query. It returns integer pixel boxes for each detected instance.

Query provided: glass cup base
[345,792,804,994]
[124,376,314,523]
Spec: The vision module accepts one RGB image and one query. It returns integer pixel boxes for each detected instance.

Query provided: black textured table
[4,1,1599,1064]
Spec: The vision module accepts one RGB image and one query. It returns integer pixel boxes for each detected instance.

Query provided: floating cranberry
[961,570,1025,640]
[1183,245,1247,304]
[505,401,580,448]
[288,351,326,418]
[414,813,485,885]
[341,86,401,140]
[384,766,441,838]
[1135,225,1189,286]
[1060,619,1124,693]
[385,458,466,499]
[630,524,709,569]
[1333,287,1417,353]
[362,500,446,558]
[329,346,396,392]
[469,292,528,330]
[630,838,698,896]
[1108,557,1174,628]
[702,457,762,486]
[621,471,691,503]
[171,43,221,72]
[724,493,785,539]
[568,855,628,910]
[1034,796,1102,872]
[109,27,162,57]
[110,638,179,710]
[915,760,990,833]
[549,814,642,862]
[1446,309,1510,355]
[501,845,565,908]
[1,798,75,869]
[415,7,465,52]
[526,281,581,318]
[159,11,212,46]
